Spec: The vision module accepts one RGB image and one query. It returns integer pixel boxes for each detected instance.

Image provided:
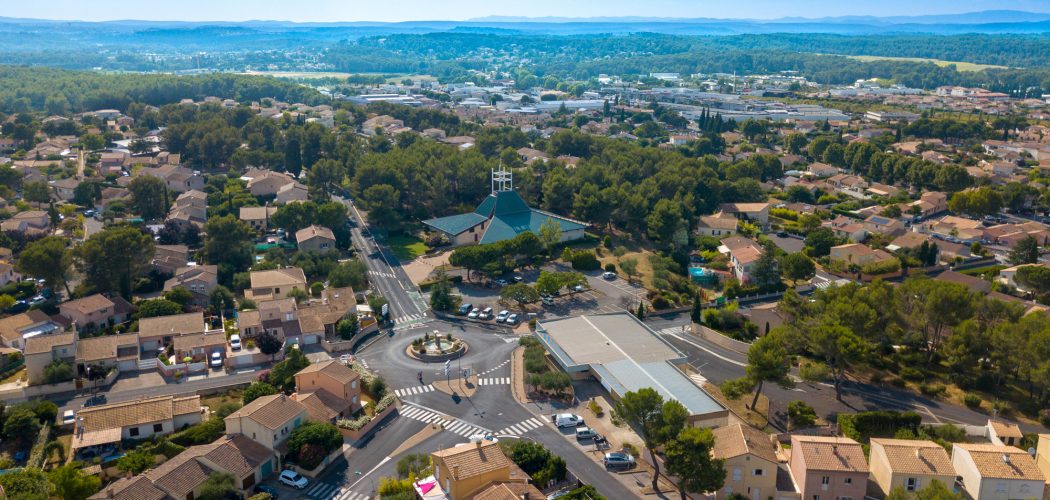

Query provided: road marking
[497,417,545,436]
[400,402,493,437]
[394,385,435,397]
[657,325,688,336]
[480,359,511,375]
[306,482,340,499]
[662,331,747,367]
[478,377,510,386]
[348,456,391,490]
[334,491,370,500]
[368,270,397,279]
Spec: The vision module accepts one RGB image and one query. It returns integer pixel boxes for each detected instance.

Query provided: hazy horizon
[6,0,1050,23]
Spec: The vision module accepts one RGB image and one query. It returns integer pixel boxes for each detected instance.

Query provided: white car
[506,313,519,325]
[602,271,616,280]
[340,353,354,365]
[209,351,223,368]
[229,334,241,351]
[467,308,480,319]
[279,470,309,489]
[496,310,510,323]
[553,413,584,428]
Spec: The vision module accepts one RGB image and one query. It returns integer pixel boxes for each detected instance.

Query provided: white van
[553,413,583,428]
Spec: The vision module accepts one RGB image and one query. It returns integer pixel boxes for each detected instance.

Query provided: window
[843,478,852,485]
[129,427,140,437]
[753,468,764,476]
[352,380,357,389]
[821,476,830,485]
[906,478,918,492]
[275,288,281,294]
[732,468,741,481]
[153,423,163,433]
[812,496,820,500]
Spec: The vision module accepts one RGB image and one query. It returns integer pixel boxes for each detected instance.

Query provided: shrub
[43,359,74,384]
[587,399,604,417]
[963,393,982,409]
[919,383,946,398]
[899,367,924,382]
[838,411,922,443]
[799,361,830,383]
[310,282,324,297]
[603,262,616,273]
[788,400,817,428]
[622,442,639,457]
[337,414,373,431]
[569,250,599,271]
[651,296,671,310]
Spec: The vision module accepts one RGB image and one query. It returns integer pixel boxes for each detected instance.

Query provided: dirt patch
[511,346,527,405]
[403,252,452,284]
[703,382,768,430]
[201,388,244,413]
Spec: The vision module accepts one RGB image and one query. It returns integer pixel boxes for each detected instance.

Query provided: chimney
[915,448,921,458]
[1003,454,1011,464]
[453,465,459,478]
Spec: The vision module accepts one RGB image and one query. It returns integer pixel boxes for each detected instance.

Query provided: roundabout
[405,331,469,362]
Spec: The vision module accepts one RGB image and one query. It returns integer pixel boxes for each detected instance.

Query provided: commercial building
[534,312,728,427]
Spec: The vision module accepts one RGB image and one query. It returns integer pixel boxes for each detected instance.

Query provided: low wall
[692,324,751,355]
[337,399,400,442]
[158,361,207,378]
[290,445,346,479]
[0,379,78,402]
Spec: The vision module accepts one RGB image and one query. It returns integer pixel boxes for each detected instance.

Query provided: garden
[520,336,572,399]
[336,362,396,433]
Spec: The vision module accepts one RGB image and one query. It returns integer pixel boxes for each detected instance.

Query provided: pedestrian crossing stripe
[394,313,424,324]
[399,404,492,437]
[478,377,510,386]
[480,358,511,375]
[393,385,435,397]
[657,326,688,336]
[496,417,545,436]
[335,491,369,500]
[367,270,397,279]
[305,482,339,499]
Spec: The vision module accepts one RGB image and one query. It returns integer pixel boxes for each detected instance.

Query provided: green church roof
[423,189,587,245]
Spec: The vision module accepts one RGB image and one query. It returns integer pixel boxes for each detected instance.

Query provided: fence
[691,324,752,355]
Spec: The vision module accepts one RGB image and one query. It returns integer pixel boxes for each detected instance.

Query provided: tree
[43,359,74,385]
[744,334,792,409]
[128,175,168,220]
[664,427,725,500]
[0,467,49,500]
[750,242,781,288]
[500,283,539,310]
[73,181,103,207]
[23,180,51,206]
[805,227,837,257]
[137,299,184,318]
[337,315,360,340]
[1008,235,1040,265]
[16,236,73,295]
[209,285,236,315]
[535,271,584,296]
[196,472,238,500]
[887,480,964,500]
[619,257,639,284]
[780,253,815,285]
[76,226,155,297]
[256,331,283,361]
[288,287,309,305]
[328,259,368,290]
[243,381,278,404]
[1014,264,1050,294]
[361,184,402,230]
[787,400,817,428]
[396,453,431,478]
[809,323,868,400]
[3,407,41,442]
[538,217,561,256]
[117,448,155,474]
[202,215,255,282]
[163,286,193,308]
[612,388,687,491]
[947,187,1003,218]
[783,133,808,155]
[49,463,101,500]
[428,270,458,312]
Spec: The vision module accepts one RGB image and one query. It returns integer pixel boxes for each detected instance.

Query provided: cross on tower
[491,167,513,194]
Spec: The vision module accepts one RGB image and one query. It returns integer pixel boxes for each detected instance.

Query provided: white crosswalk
[657,325,689,336]
[334,491,369,500]
[368,270,397,279]
[304,481,369,500]
[399,405,491,437]
[480,358,511,375]
[496,417,546,437]
[394,313,425,325]
[478,377,510,386]
[394,385,435,397]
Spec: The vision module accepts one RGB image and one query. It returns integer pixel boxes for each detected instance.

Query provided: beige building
[868,438,956,497]
[951,443,1045,500]
[292,360,361,422]
[245,267,308,301]
[153,244,189,275]
[0,310,59,350]
[224,393,308,453]
[59,294,130,331]
[137,311,208,353]
[431,440,526,500]
[788,435,868,500]
[163,265,219,307]
[711,424,780,500]
[697,212,738,238]
[295,225,337,252]
[829,243,895,268]
[72,395,204,459]
[1036,434,1050,486]
[239,206,279,232]
[24,332,76,385]
[988,419,1025,447]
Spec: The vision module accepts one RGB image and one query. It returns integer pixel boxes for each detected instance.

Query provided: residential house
[239,206,279,232]
[808,162,840,178]
[244,267,308,301]
[137,311,208,353]
[99,187,130,211]
[292,360,362,422]
[153,244,189,275]
[224,393,308,456]
[886,232,930,253]
[295,225,337,252]
[788,435,868,500]
[697,212,738,238]
[431,440,531,500]
[74,333,140,377]
[516,147,549,165]
[50,177,80,201]
[59,294,132,332]
[823,216,868,243]
[719,202,771,226]
[72,395,203,459]
[935,240,973,264]
[711,424,780,500]
[24,332,76,385]
[827,174,868,197]
[719,236,765,283]
[0,310,59,350]
[866,182,901,198]
[276,181,309,204]
[0,261,20,287]
[935,270,992,294]
[297,287,364,345]
[908,192,948,219]
[863,215,905,238]
[951,443,1045,500]
[868,438,956,497]
[927,216,983,241]
[0,210,50,236]
[237,298,299,340]
[163,265,219,307]
[987,419,1024,447]
[172,330,227,363]
[1036,434,1050,485]
[999,264,1048,291]
[245,170,297,197]
[89,434,273,500]
[138,165,205,193]
[830,243,895,268]
[166,190,207,229]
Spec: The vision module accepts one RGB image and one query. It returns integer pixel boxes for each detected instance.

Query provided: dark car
[4,301,29,314]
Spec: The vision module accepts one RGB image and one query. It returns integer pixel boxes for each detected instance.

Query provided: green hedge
[838,410,922,443]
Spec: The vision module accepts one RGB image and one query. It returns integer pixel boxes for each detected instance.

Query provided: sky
[5,0,1050,22]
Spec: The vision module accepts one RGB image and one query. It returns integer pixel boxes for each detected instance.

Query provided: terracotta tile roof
[225,393,306,430]
[89,475,167,500]
[138,312,206,339]
[296,359,360,386]
[23,332,75,355]
[792,435,868,473]
[0,310,52,345]
[295,224,335,244]
[76,395,201,434]
[239,205,278,220]
[293,390,345,422]
[250,267,307,288]
[432,440,513,481]
[955,444,1045,481]
[75,333,139,362]
[712,424,779,464]
[200,434,273,478]
[870,439,954,476]
[698,213,738,230]
[990,419,1024,439]
[172,330,226,352]
[147,451,215,497]
[468,481,543,500]
[60,294,115,315]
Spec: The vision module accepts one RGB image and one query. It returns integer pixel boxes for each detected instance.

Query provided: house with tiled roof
[153,244,189,275]
[788,435,868,500]
[24,332,75,385]
[696,212,738,238]
[868,438,956,497]
[276,180,309,204]
[74,333,140,375]
[90,434,274,500]
[72,395,203,459]
[0,210,50,235]
[429,440,531,500]
[163,265,218,307]
[0,310,59,351]
[719,236,765,283]
[423,170,586,247]
[224,393,308,455]
[719,202,771,226]
[239,206,279,232]
[244,267,308,302]
[987,419,1024,447]
[172,330,227,363]
[59,294,132,332]
[830,243,895,268]
[137,311,210,353]
[711,424,781,500]
[292,360,361,422]
[296,225,337,252]
[952,443,1045,500]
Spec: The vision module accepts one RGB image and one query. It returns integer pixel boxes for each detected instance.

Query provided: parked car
[279,470,309,489]
[496,310,510,323]
[572,284,585,292]
[4,301,29,314]
[480,307,493,320]
[506,313,519,325]
[513,275,524,283]
[495,278,509,286]
[229,334,241,351]
[542,296,555,306]
[467,308,480,319]
[602,271,616,280]
[254,484,279,499]
[575,427,598,440]
[603,452,635,468]
[62,410,75,427]
[457,303,473,315]
[340,353,354,365]
[553,413,584,428]
[209,351,223,368]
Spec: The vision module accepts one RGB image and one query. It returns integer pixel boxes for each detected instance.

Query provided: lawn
[201,388,244,413]
[387,234,430,261]
[0,367,25,385]
[597,247,657,289]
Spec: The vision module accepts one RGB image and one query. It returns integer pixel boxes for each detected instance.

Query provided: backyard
[386,234,430,261]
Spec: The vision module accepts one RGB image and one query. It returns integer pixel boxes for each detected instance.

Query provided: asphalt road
[55,368,259,413]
